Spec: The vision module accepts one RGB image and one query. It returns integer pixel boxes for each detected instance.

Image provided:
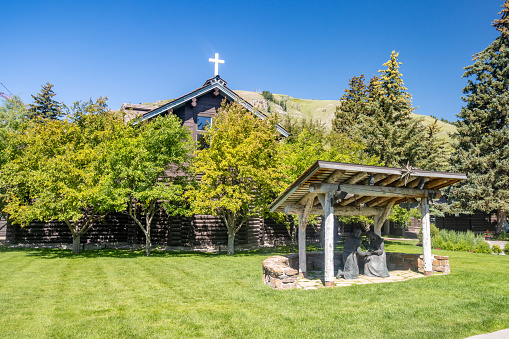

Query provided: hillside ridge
[233,90,456,143]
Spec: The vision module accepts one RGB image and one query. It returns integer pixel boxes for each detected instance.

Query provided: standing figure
[337,229,369,279]
[364,231,390,278]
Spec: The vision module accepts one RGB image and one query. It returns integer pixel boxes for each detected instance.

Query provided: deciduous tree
[185,101,284,255]
[104,114,193,257]
[1,98,124,253]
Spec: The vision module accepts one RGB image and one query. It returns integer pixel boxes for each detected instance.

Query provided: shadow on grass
[0,245,293,260]
[0,239,419,260]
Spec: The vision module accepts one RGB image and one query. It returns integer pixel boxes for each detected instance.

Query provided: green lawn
[0,241,508,338]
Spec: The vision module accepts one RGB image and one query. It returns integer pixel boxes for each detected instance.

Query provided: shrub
[456,239,473,252]
[505,242,509,254]
[496,231,507,241]
[443,241,455,251]
[474,241,491,254]
[491,244,502,254]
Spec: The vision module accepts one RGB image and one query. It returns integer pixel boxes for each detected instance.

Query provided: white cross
[209,53,225,76]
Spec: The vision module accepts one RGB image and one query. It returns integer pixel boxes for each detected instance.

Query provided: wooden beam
[345,172,369,184]
[284,204,383,216]
[296,192,316,206]
[375,174,401,187]
[309,183,441,199]
[339,174,396,207]
[367,196,389,207]
[360,173,387,186]
[374,199,396,236]
[325,169,345,183]
[424,178,450,189]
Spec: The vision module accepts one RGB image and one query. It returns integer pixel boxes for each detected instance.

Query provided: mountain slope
[234,90,456,144]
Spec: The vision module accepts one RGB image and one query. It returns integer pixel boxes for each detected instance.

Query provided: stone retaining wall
[262,256,299,289]
[263,252,450,289]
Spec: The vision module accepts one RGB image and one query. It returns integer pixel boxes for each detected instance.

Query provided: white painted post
[298,213,307,278]
[420,197,433,276]
[324,191,335,287]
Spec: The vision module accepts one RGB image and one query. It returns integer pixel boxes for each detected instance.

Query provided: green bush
[456,239,474,252]
[443,241,455,251]
[434,237,445,250]
[491,244,502,254]
[474,241,491,254]
[496,231,507,241]
[505,242,509,254]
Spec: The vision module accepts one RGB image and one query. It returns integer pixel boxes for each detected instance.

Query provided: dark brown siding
[434,211,497,233]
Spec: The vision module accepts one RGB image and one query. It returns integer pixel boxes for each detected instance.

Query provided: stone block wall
[262,252,451,289]
[386,252,450,274]
[262,256,299,289]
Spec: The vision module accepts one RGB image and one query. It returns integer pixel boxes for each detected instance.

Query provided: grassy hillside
[234,90,456,144]
[139,90,457,144]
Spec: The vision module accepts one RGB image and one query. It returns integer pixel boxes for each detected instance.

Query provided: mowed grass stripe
[0,244,508,338]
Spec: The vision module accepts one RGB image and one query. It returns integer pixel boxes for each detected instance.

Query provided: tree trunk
[72,235,81,254]
[496,209,507,235]
[145,230,151,257]
[227,232,235,255]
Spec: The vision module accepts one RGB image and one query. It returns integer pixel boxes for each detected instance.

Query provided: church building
[5,55,303,250]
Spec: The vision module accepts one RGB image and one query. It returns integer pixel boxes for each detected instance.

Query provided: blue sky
[0,0,504,121]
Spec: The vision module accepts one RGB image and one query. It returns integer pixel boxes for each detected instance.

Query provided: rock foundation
[263,252,450,289]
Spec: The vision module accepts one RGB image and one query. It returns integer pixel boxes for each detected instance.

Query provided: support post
[374,200,395,236]
[374,214,380,235]
[297,197,314,278]
[420,197,433,276]
[323,191,335,287]
[384,220,390,236]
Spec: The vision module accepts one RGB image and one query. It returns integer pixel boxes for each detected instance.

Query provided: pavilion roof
[269,161,467,213]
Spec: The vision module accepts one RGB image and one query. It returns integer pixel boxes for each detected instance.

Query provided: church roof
[138,76,289,137]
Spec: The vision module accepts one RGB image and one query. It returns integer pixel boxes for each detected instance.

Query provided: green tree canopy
[1,98,125,253]
[451,1,509,233]
[185,101,284,255]
[29,82,61,120]
[104,114,193,256]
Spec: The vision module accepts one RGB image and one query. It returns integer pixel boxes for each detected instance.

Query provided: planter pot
[485,236,492,241]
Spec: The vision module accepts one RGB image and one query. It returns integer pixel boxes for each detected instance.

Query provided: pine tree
[29,82,61,119]
[356,51,427,167]
[451,1,509,233]
[417,119,451,171]
[332,74,369,134]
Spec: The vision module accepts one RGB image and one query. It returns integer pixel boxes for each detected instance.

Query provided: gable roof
[269,160,468,213]
[139,76,289,137]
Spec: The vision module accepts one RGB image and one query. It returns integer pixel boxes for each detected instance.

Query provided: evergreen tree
[417,119,451,171]
[356,51,427,167]
[332,74,369,134]
[451,1,509,233]
[29,82,61,119]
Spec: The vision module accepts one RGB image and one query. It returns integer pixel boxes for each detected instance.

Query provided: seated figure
[364,231,390,278]
[337,229,369,279]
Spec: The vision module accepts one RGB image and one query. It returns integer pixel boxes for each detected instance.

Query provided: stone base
[263,252,451,290]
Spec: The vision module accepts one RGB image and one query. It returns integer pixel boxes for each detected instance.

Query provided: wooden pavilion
[269,161,467,287]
